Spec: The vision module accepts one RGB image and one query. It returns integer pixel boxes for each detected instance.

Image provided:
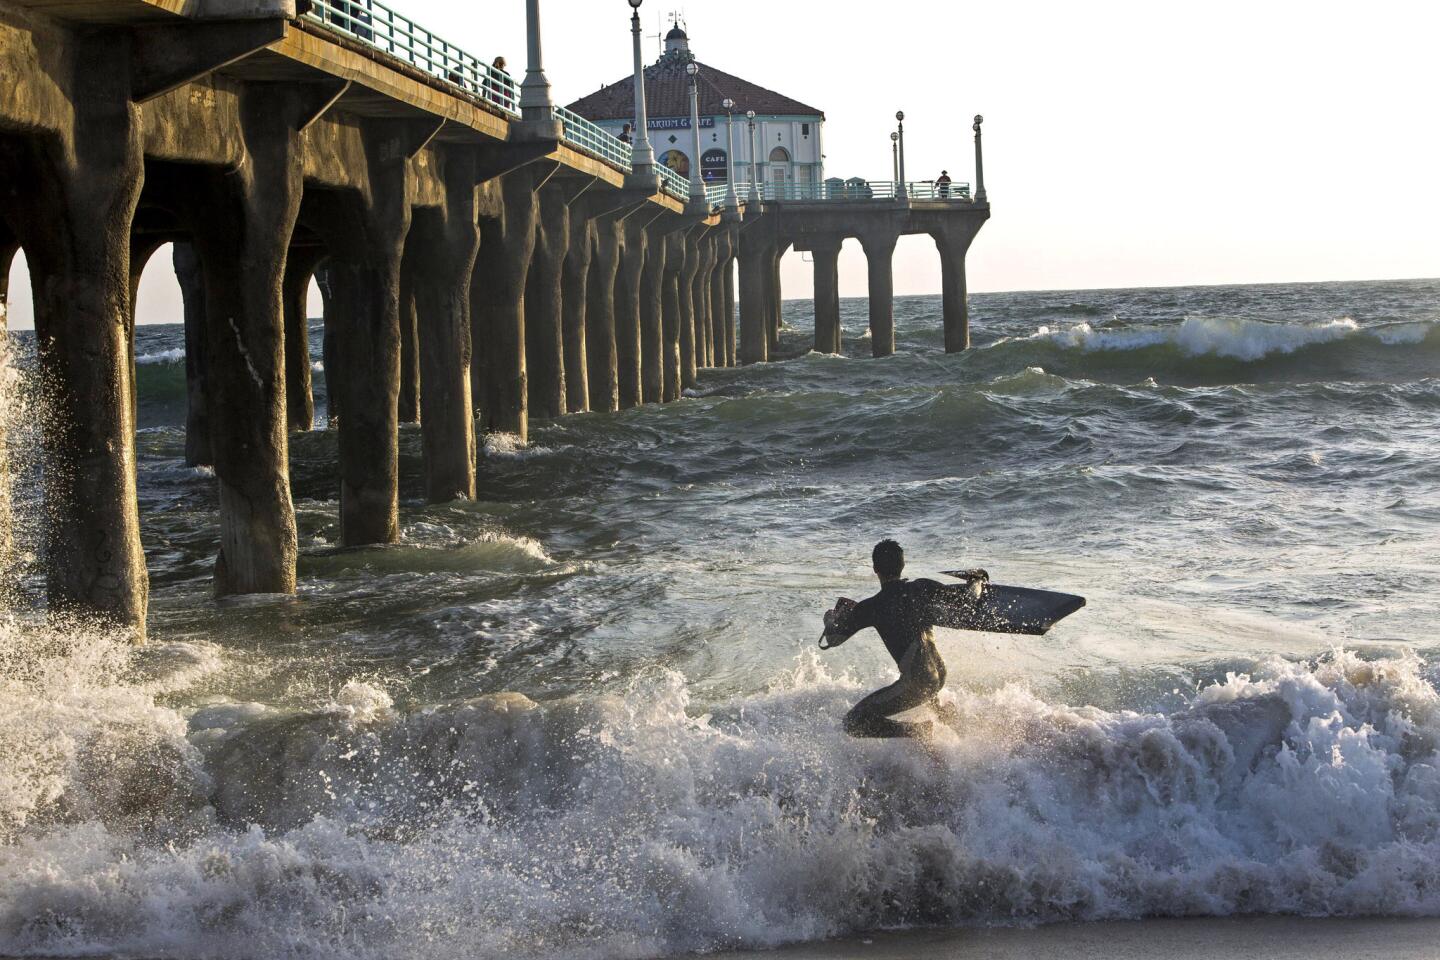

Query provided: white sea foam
[6,644,1440,959]
[1031,316,1437,361]
[482,432,555,460]
[136,347,186,365]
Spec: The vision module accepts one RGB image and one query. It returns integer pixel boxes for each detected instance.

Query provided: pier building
[0,0,988,638]
[566,22,826,195]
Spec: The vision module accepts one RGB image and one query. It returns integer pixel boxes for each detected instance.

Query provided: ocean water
[2,278,1440,959]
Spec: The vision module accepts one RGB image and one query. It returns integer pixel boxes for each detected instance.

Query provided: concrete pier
[6,31,149,631]
[528,178,587,421]
[679,229,701,389]
[661,230,684,401]
[616,214,649,409]
[861,231,899,357]
[588,217,624,413]
[188,89,304,595]
[562,217,594,414]
[411,149,481,504]
[810,238,843,355]
[0,237,14,577]
[0,0,984,631]
[640,220,667,404]
[477,166,542,442]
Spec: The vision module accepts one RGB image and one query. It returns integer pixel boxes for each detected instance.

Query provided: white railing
[304,0,519,116]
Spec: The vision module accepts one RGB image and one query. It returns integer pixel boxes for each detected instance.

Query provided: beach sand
[699,917,1440,960]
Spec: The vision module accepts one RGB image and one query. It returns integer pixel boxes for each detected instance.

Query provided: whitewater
[2,278,1439,959]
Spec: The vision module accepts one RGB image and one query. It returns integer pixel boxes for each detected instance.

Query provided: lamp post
[973,114,987,203]
[746,109,760,203]
[627,0,656,178]
[890,131,899,189]
[519,0,554,123]
[723,97,739,210]
[686,61,704,203]
[895,110,907,200]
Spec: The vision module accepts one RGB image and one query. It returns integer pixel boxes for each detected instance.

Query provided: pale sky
[7,0,1439,330]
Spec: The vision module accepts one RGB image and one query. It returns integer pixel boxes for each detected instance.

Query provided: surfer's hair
[872,540,904,578]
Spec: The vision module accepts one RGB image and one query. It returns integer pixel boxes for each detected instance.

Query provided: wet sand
[699,917,1440,960]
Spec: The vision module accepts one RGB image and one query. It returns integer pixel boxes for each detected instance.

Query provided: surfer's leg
[842,662,939,740]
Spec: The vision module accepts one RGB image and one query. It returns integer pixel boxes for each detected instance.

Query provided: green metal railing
[305,0,520,116]
[656,163,690,200]
[555,106,633,169]
[706,180,973,203]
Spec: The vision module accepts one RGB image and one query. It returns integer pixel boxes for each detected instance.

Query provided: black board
[937,574,1086,636]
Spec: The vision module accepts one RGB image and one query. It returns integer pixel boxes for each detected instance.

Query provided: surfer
[820,540,984,739]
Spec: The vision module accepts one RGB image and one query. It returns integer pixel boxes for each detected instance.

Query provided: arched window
[768,146,791,163]
[658,150,690,177]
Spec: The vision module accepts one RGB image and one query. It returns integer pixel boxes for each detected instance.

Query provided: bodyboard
[938,574,1086,636]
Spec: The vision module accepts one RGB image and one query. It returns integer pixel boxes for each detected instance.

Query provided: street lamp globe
[896,110,905,122]
[746,109,756,120]
[686,62,699,77]
[890,132,898,142]
[627,0,642,8]
[722,97,735,110]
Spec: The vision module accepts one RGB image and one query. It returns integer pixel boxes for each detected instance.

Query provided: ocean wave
[1024,315,1437,362]
[136,348,186,365]
[7,634,1440,959]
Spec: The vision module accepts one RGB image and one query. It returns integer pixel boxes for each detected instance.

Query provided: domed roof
[666,25,688,40]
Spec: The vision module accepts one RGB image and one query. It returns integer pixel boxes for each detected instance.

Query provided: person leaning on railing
[937,170,952,199]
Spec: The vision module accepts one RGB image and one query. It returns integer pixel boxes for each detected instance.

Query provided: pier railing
[305,0,520,115]
[703,180,973,205]
[555,106,633,168]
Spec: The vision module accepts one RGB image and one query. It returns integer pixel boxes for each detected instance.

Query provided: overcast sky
[7,0,1438,329]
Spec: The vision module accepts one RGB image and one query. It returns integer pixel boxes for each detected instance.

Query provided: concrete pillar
[661,238,683,396]
[316,139,412,547]
[692,231,715,370]
[174,241,214,467]
[679,230,701,390]
[189,88,306,595]
[723,250,737,367]
[616,217,647,409]
[0,239,15,578]
[708,230,732,368]
[283,246,325,433]
[811,237,844,355]
[21,50,148,631]
[410,152,480,503]
[526,181,571,421]
[738,239,770,365]
[562,217,593,414]
[767,247,783,352]
[397,253,420,424]
[861,232,899,357]
[475,167,539,441]
[587,217,622,412]
[938,236,970,353]
[316,263,339,427]
[640,221,667,404]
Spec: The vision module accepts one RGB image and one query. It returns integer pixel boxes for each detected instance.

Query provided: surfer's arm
[822,597,871,648]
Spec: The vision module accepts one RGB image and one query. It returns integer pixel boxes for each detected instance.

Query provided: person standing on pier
[619,122,633,144]
[937,170,953,199]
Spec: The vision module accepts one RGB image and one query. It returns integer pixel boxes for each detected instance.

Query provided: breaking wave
[5,630,1440,959]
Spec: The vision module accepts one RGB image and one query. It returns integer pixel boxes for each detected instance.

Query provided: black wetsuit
[825,578,978,738]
